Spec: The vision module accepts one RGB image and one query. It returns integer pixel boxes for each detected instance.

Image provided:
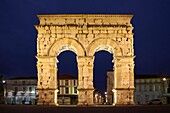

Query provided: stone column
[77,56,94,105]
[36,56,58,105]
[113,56,135,105]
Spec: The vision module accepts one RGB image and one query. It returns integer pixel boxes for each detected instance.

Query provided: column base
[49,103,58,106]
[37,103,46,105]
[113,88,135,106]
[37,102,58,106]
[77,88,94,106]
[113,102,135,106]
[77,103,94,106]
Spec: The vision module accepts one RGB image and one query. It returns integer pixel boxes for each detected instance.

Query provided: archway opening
[93,50,113,104]
[57,50,78,76]
[57,50,78,105]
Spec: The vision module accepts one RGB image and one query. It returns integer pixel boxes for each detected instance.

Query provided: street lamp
[105,92,108,104]
[2,80,5,84]
[2,80,7,104]
[163,78,166,81]
[162,78,167,93]
[161,77,167,104]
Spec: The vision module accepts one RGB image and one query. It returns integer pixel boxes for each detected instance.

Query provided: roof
[9,74,77,80]
[9,76,37,80]
[135,74,170,79]
[57,74,77,80]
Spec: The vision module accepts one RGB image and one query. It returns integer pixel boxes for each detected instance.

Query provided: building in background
[57,74,78,105]
[134,74,170,104]
[3,76,38,105]
[5,73,170,105]
[106,71,114,104]
[3,74,78,105]
[105,72,170,105]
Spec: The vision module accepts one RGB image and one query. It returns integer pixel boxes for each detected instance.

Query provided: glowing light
[112,89,115,92]
[54,90,57,105]
[2,80,5,83]
[31,91,35,93]
[163,78,166,81]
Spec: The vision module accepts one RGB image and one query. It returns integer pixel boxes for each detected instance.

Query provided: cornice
[37,14,133,18]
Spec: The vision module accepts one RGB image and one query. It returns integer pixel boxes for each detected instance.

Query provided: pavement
[1,104,170,113]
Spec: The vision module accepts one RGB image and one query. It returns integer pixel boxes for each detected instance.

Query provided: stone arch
[87,38,122,56]
[36,14,135,106]
[48,38,86,56]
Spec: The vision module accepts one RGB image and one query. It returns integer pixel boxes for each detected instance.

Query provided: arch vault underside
[35,14,135,106]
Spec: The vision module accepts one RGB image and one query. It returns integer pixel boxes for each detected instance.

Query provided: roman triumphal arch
[35,14,135,106]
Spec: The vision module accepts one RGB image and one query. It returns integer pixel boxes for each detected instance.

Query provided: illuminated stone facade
[35,14,135,106]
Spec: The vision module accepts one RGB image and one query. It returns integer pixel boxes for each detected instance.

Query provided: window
[141,79,144,83]
[57,80,60,86]
[139,85,142,92]
[14,81,17,85]
[158,85,160,91]
[144,85,147,91]
[29,87,32,92]
[136,95,140,103]
[152,79,155,83]
[65,80,69,86]
[15,87,18,92]
[155,85,158,91]
[156,79,160,83]
[74,87,77,94]
[65,87,69,94]
[23,87,26,92]
[135,80,139,83]
[149,85,152,91]
[168,88,170,93]
[60,87,62,94]
[74,80,77,86]
[146,79,150,83]
[22,81,25,85]
[59,80,63,86]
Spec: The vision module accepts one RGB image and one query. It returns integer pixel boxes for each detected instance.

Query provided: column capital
[114,56,135,60]
[114,56,135,64]
[36,56,58,63]
[77,56,94,65]
[77,56,94,60]
[36,55,56,58]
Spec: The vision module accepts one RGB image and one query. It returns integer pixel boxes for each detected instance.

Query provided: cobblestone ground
[1,105,170,113]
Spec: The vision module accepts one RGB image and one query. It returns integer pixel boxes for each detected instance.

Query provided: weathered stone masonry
[35,14,135,105]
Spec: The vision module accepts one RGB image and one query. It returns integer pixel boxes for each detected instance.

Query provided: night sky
[0,0,170,93]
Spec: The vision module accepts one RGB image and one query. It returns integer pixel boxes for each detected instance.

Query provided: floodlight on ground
[112,89,115,92]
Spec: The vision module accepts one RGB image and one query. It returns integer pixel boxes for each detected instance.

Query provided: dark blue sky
[0,0,170,92]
